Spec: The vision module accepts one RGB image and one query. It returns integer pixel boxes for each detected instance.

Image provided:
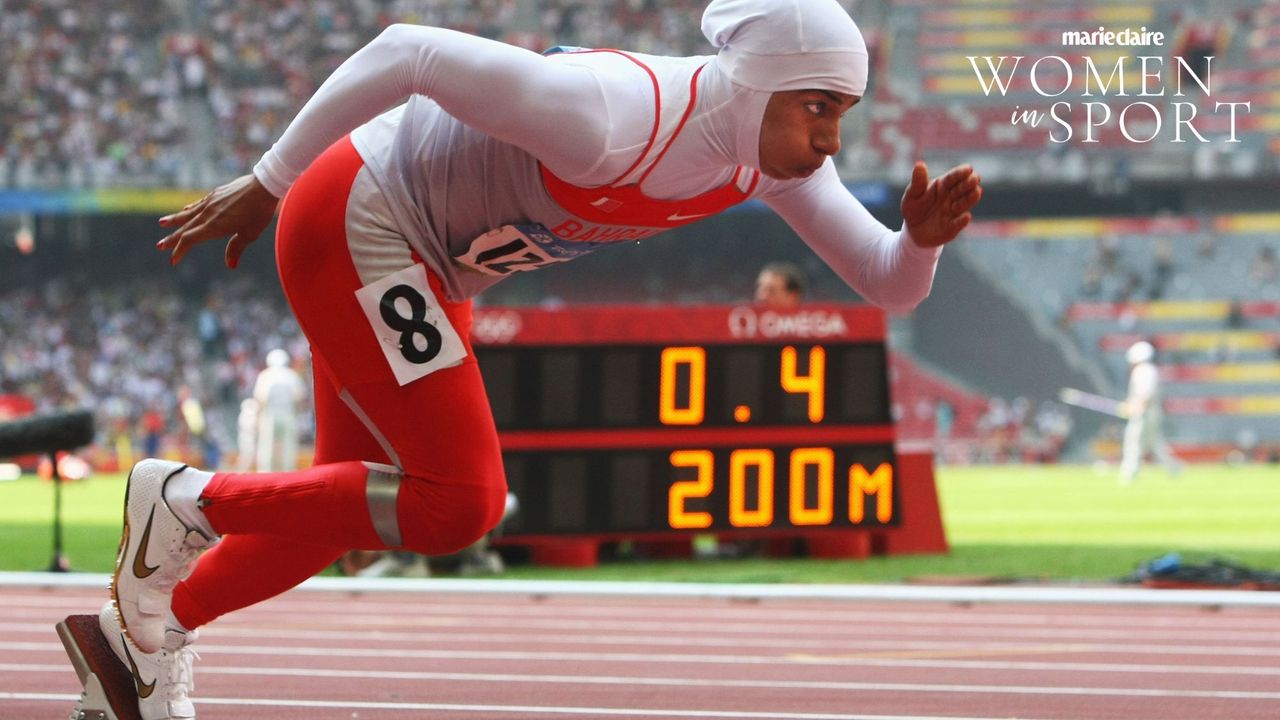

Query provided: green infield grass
[1,463,1277,584]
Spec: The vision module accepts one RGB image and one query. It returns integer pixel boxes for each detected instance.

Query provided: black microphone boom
[0,409,96,573]
[0,410,95,458]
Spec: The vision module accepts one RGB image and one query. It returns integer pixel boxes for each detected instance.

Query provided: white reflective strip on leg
[364,465,403,548]
[336,388,403,470]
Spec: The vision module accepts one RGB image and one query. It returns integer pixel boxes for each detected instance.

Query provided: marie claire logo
[728,306,849,339]
[1061,26,1165,47]
[471,310,522,344]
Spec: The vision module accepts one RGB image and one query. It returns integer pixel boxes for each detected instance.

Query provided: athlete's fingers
[225,232,256,269]
[167,234,192,266]
[940,173,980,208]
[156,225,194,250]
[166,219,216,265]
[225,234,241,269]
[157,223,194,258]
[159,193,213,227]
[905,162,929,199]
[158,208,191,228]
[939,164,973,193]
[951,172,979,194]
[956,184,983,212]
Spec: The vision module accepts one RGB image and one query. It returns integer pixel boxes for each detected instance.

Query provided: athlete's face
[758,89,859,180]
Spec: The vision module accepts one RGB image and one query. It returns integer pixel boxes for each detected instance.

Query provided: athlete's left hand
[157,174,279,268]
[901,162,983,249]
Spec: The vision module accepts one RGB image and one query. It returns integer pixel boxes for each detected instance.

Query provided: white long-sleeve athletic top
[253,24,942,309]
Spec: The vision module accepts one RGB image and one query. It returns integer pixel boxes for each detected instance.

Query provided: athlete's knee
[414,481,507,555]
[371,464,507,556]
[404,479,504,550]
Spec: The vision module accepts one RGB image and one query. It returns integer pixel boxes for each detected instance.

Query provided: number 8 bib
[355,264,468,386]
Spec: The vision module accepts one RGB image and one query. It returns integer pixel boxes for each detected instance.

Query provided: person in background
[235,397,258,472]
[177,385,217,467]
[252,348,307,471]
[754,261,807,310]
[139,405,165,459]
[1119,340,1183,484]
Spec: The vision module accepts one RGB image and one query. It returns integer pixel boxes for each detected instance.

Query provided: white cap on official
[267,348,290,368]
[702,0,869,97]
[1126,341,1154,365]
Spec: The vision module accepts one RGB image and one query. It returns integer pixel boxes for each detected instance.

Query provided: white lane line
[6,658,1280,685]
[8,618,1280,669]
[7,638,1280,665]
[8,634,1280,680]
[6,618,1280,653]
[6,659,1280,700]
[5,572,1280,608]
[0,694,1071,720]
[6,658,1280,704]
[8,608,1280,647]
[26,654,1280,679]
[214,614,1280,644]
[7,593,1279,635]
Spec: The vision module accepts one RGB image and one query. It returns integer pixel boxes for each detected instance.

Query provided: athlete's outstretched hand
[157,174,279,268]
[900,162,983,249]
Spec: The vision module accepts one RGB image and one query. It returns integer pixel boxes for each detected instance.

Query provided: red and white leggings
[171,137,508,630]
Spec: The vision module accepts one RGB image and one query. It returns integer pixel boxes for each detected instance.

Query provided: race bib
[454,224,600,276]
[355,264,468,386]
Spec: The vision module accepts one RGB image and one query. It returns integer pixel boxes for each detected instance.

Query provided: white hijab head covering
[702,0,868,97]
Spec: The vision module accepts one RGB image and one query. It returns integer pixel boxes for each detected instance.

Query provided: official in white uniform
[253,348,306,471]
[1119,341,1182,483]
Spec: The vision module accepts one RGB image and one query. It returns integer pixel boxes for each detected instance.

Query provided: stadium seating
[959,212,1280,460]
[3,0,1277,189]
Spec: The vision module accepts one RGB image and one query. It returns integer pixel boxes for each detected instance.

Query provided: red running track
[2,582,1279,719]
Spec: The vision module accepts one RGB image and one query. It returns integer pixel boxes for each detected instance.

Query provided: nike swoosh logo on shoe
[132,507,160,579]
[121,637,157,699]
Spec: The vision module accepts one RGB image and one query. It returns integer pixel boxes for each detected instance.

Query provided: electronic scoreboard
[471,303,900,541]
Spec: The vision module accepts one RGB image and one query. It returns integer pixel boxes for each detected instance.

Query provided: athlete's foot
[112,459,217,653]
[98,601,199,720]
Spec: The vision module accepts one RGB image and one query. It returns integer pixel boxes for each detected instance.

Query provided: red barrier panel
[878,452,949,555]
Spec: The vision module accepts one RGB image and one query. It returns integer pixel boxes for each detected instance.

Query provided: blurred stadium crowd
[2,0,1278,467]
[0,275,308,469]
[9,0,1277,187]
[0,0,712,188]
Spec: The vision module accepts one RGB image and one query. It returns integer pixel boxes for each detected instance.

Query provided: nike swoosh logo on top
[667,211,711,222]
[132,507,160,579]
[121,637,157,699]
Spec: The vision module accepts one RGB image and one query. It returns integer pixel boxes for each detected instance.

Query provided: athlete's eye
[805,102,825,115]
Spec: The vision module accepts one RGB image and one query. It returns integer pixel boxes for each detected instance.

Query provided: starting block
[55,614,141,720]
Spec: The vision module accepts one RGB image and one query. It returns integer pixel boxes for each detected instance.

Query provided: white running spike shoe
[112,459,217,653]
[98,601,199,720]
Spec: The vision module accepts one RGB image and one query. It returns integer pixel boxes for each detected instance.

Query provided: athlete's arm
[160,25,635,267]
[253,23,625,197]
[762,163,942,314]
